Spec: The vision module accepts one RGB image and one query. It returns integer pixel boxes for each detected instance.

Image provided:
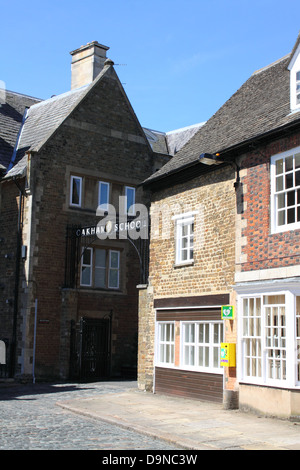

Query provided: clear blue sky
[0,0,299,132]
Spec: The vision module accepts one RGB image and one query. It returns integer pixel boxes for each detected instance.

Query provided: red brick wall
[240,131,300,272]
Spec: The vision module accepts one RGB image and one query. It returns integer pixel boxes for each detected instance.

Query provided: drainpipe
[10,180,24,377]
[10,176,29,378]
[199,153,241,190]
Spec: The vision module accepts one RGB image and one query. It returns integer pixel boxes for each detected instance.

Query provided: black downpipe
[10,185,23,378]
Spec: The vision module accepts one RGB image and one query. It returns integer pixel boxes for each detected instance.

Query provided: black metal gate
[70,317,111,382]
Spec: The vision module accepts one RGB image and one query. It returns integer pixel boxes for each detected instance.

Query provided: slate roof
[2,62,175,181]
[2,64,113,180]
[143,122,205,156]
[4,84,90,179]
[0,90,41,169]
[144,49,300,186]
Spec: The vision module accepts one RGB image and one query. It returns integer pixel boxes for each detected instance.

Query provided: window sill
[173,260,194,268]
[79,287,123,294]
[239,380,300,390]
[271,223,300,234]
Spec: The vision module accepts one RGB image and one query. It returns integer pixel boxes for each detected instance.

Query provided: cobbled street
[0,380,178,450]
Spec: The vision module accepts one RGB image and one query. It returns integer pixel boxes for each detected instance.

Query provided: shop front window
[182,321,223,373]
[239,292,300,388]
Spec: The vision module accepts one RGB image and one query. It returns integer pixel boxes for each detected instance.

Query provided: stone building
[0,41,172,381]
[138,32,300,418]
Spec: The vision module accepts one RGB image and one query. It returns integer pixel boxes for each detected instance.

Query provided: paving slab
[56,388,300,450]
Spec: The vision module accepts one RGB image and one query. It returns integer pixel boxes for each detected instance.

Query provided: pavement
[56,382,300,450]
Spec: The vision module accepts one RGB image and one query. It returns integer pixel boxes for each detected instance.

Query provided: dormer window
[297,71,300,105]
[288,38,300,112]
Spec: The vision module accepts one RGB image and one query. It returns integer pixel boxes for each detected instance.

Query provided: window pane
[287,191,295,206]
[110,251,119,268]
[288,207,295,224]
[95,249,106,267]
[278,210,285,226]
[205,324,209,343]
[286,173,293,189]
[198,347,204,366]
[213,324,219,343]
[95,268,106,288]
[82,249,91,265]
[81,266,91,285]
[109,269,119,288]
[182,224,189,236]
[182,237,188,249]
[126,187,135,215]
[183,250,189,261]
[277,193,285,209]
[213,347,219,368]
[286,155,294,172]
[264,295,285,304]
[276,159,283,175]
[99,182,109,208]
[295,154,300,169]
[276,175,283,191]
[72,177,81,205]
[199,324,203,343]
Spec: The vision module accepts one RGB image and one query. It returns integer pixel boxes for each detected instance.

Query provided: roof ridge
[252,53,291,76]
[166,122,206,135]
[1,88,42,101]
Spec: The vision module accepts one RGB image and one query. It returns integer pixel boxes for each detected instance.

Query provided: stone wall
[138,165,237,393]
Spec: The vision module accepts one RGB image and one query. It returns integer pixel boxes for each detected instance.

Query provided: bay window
[239,290,300,388]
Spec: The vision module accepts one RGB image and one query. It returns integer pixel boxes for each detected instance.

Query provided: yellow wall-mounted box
[220,343,236,367]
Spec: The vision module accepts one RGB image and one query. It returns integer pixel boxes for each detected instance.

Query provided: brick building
[138,32,300,418]
[0,41,173,381]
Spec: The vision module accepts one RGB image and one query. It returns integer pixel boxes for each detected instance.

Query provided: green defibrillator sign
[221,305,234,320]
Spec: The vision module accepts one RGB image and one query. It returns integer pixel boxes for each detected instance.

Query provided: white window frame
[288,46,300,113]
[80,247,120,290]
[80,247,92,286]
[174,214,195,265]
[156,322,175,367]
[296,71,300,106]
[125,186,136,216]
[70,175,82,207]
[98,181,110,212]
[271,146,300,233]
[238,289,300,389]
[181,321,224,374]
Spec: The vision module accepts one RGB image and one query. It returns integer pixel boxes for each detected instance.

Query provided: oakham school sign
[64,215,150,289]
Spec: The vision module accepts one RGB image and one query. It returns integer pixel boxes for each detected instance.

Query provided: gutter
[143,116,300,190]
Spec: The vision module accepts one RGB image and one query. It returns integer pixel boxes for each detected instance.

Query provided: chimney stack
[70,41,110,90]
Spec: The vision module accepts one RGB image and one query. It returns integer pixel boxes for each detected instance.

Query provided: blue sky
[0,0,300,132]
